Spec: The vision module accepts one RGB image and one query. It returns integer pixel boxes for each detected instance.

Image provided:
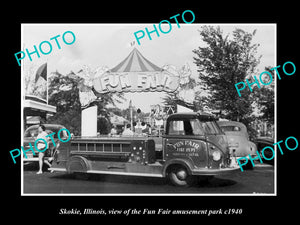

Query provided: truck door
[163,118,208,168]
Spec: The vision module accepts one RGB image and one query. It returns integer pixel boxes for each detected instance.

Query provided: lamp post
[129,100,133,131]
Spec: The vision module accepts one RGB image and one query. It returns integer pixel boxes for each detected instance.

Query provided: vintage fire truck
[50,112,239,186]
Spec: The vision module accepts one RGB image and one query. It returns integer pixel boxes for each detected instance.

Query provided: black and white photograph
[3,3,299,221]
[21,23,276,195]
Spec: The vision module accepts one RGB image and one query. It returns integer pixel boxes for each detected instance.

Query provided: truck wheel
[168,166,194,187]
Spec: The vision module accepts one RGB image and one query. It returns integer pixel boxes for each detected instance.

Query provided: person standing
[36,125,52,174]
[144,123,152,135]
[122,124,134,136]
[110,125,117,136]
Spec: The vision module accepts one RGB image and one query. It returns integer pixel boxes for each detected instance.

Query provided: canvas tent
[110,48,162,72]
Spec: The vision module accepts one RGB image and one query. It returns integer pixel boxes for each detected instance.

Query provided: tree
[47,71,82,135]
[47,70,124,135]
[192,26,261,128]
[252,66,275,124]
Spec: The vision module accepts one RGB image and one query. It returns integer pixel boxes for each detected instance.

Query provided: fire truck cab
[51,112,239,186]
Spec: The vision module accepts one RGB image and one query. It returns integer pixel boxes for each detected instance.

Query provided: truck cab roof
[167,112,217,121]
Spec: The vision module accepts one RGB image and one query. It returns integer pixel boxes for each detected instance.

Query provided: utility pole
[129,100,133,131]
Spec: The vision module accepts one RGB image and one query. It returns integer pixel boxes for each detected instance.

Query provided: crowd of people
[110,121,154,136]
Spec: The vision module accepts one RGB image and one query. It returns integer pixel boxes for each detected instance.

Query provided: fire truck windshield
[190,119,204,135]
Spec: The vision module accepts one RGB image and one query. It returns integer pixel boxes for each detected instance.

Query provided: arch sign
[76,48,194,107]
[93,70,179,93]
[90,48,183,94]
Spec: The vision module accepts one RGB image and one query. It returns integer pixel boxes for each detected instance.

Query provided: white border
[21,23,277,196]
[21,23,24,195]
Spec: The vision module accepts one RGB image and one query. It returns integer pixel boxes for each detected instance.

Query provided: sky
[22,24,276,112]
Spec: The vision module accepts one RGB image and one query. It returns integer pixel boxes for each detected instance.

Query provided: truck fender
[162,158,194,177]
[66,155,91,173]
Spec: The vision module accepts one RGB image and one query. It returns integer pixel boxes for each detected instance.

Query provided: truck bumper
[191,166,240,176]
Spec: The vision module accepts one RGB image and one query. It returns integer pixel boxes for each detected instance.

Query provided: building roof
[110,48,162,72]
[109,114,129,125]
[24,99,56,115]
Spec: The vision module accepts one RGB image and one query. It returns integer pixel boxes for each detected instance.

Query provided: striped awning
[110,48,162,72]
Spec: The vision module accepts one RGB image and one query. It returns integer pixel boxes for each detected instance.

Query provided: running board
[48,167,67,172]
[49,168,164,178]
[87,170,164,178]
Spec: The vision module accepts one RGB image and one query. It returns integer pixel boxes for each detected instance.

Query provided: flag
[35,63,47,83]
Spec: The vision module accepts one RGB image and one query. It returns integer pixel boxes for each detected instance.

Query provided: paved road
[23,163,274,194]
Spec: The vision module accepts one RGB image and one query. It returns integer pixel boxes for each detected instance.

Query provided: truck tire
[167,165,194,187]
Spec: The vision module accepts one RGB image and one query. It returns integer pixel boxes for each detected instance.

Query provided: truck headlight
[212,150,222,161]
